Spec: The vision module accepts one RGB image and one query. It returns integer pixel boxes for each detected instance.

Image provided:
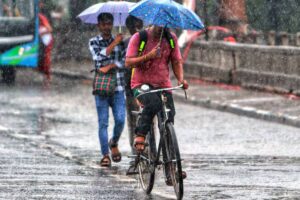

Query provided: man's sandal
[134,135,145,153]
[109,139,122,163]
[100,155,111,167]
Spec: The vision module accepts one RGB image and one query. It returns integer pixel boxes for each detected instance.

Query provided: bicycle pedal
[127,155,138,158]
[171,159,184,162]
[131,111,141,116]
[157,161,163,170]
[157,160,163,165]
[126,166,139,176]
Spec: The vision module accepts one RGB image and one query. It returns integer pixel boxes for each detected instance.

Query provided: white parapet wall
[184,41,300,95]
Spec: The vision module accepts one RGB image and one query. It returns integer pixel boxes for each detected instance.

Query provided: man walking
[124,15,143,174]
[124,15,143,154]
[89,13,126,167]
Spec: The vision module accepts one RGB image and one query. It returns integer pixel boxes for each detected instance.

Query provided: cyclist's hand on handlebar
[178,80,189,90]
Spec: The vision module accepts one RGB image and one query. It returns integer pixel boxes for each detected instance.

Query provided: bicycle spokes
[165,124,184,200]
[137,131,156,194]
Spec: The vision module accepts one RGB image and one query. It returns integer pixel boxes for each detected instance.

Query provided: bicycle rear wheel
[165,123,184,200]
[138,124,157,194]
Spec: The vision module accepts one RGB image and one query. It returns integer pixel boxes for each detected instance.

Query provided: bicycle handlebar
[136,84,188,99]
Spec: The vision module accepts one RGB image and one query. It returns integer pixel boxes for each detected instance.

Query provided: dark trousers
[136,92,176,136]
[125,69,139,154]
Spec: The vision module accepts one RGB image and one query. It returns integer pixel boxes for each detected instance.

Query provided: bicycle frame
[133,95,170,166]
[135,84,185,165]
[155,92,171,166]
[133,88,175,164]
[131,84,186,199]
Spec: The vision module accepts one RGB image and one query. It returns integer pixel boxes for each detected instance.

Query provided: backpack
[130,30,176,79]
[137,30,175,55]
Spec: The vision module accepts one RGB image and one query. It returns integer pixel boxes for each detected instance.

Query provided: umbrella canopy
[77,1,135,26]
[129,0,204,30]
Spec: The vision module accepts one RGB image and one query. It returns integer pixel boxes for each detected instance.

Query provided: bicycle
[130,84,187,200]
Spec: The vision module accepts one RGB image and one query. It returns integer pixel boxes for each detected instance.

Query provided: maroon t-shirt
[126,29,182,89]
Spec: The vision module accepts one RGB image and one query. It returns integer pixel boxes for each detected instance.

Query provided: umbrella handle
[119,13,122,33]
[159,28,164,45]
[158,24,168,46]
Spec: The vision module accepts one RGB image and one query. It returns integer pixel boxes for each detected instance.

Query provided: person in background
[2,3,12,17]
[38,1,54,83]
[124,15,143,174]
[2,1,22,17]
[88,13,126,167]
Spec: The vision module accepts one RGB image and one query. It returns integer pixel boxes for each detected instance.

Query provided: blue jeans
[95,91,125,156]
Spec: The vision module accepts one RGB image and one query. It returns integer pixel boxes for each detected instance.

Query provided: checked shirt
[89,35,126,92]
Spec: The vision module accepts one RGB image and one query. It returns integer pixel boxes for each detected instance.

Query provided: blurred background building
[41,0,300,61]
[44,0,300,43]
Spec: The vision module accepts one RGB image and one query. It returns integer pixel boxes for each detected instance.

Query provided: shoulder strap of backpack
[138,30,148,55]
[131,30,148,79]
[138,29,175,54]
[132,30,175,79]
[164,30,175,49]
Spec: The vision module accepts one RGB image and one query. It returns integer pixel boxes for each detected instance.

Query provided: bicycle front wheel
[165,123,184,200]
[138,124,157,194]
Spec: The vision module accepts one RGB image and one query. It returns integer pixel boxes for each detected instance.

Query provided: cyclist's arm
[125,32,140,68]
[170,33,189,89]
[125,47,159,68]
[125,55,147,68]
[125,32,159,68]
[172,59,189,89]
[171,60,184,83]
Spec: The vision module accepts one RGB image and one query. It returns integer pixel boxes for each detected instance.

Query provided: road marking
[0,125,8,131]
[279,106,300,112]
[228,97,282,103]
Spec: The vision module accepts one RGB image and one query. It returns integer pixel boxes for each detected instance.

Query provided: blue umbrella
[129,0,204,30]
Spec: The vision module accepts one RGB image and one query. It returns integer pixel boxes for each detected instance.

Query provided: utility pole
[202,0,209,40]
[268,0,279,32]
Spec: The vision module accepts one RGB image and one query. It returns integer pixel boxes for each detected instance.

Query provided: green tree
[246,0,300,33]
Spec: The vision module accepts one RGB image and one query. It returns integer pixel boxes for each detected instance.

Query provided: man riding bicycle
[125,25,188,153]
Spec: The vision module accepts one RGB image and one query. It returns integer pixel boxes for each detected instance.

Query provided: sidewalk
[52,59,300,128]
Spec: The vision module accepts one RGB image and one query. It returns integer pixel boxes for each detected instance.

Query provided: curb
[52,69,300,129]
[52,69,92,80]
[173,93,300,128]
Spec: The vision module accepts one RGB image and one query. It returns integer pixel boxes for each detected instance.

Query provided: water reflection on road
[1,74,300,199]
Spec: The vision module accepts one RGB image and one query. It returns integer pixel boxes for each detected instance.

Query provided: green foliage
[246,0,300,33]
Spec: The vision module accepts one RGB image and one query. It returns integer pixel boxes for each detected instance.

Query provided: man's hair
[97,13,114,23]
[125,15,143,30]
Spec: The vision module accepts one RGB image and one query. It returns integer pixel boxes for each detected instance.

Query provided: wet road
[1,71,300,199]
[0,134,141,200]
